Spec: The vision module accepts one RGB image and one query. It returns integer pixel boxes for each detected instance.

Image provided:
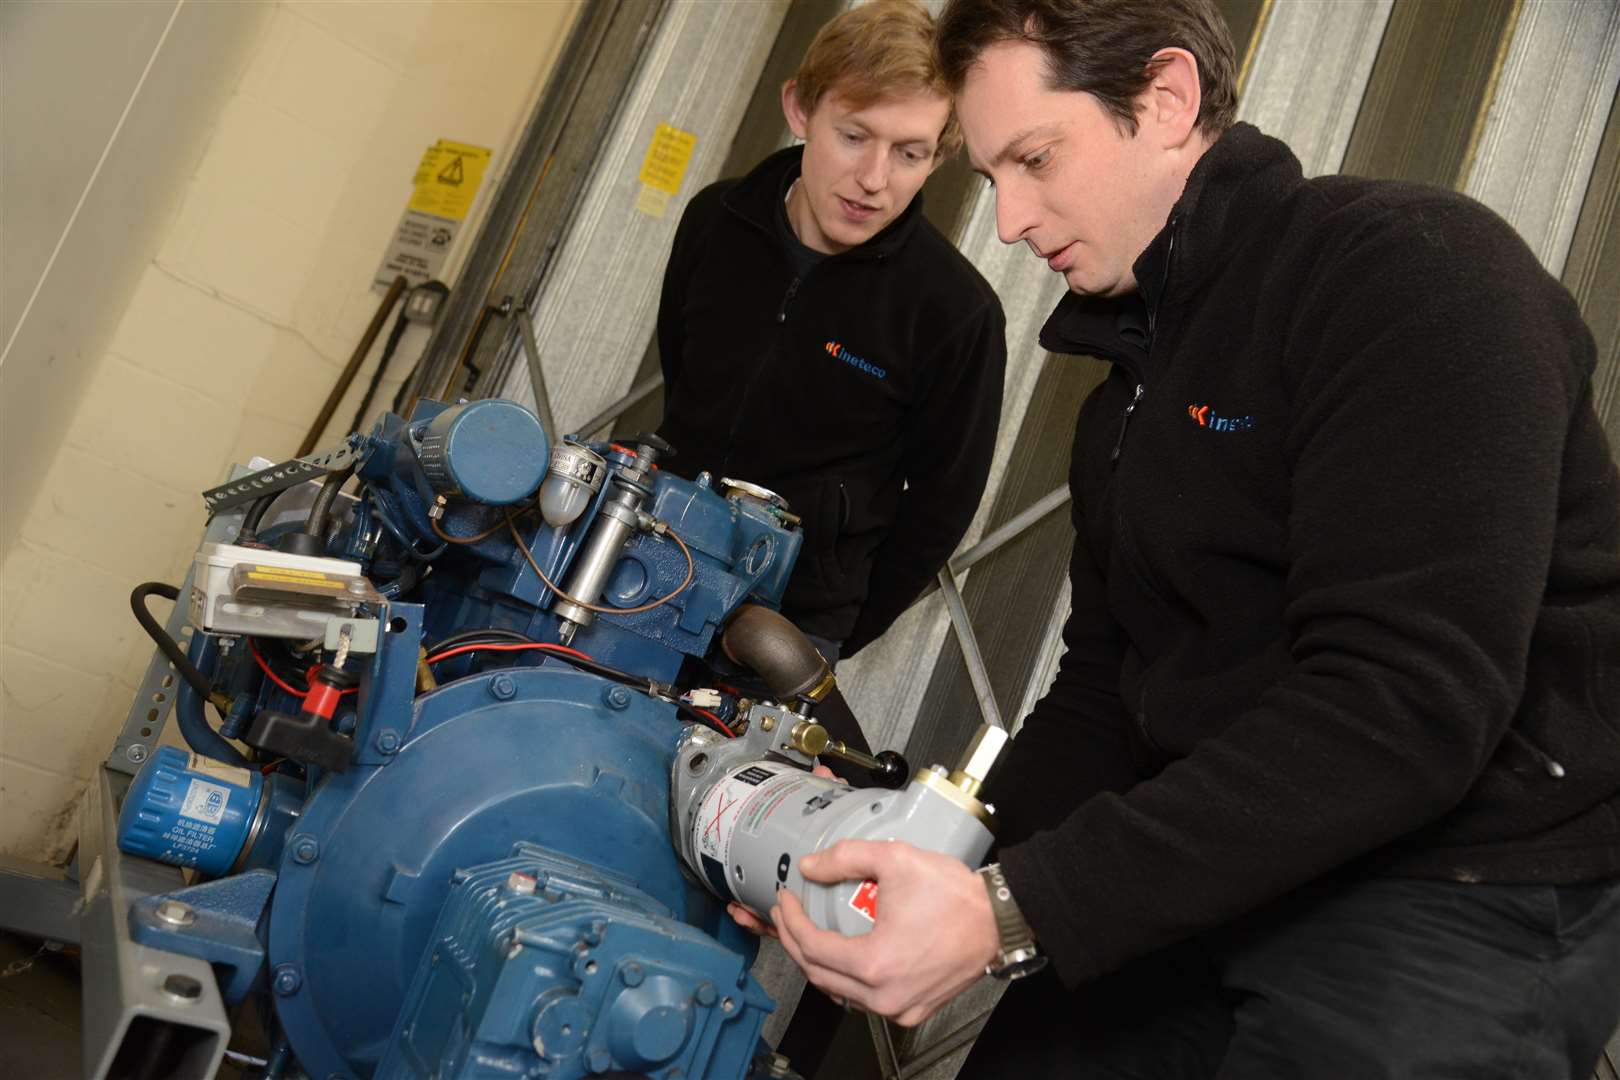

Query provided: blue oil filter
[117,745,263,876]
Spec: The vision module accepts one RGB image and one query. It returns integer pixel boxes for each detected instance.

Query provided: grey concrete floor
[0,931,82,1078]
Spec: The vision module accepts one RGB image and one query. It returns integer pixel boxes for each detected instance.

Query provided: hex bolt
[588,1048,613,1074]
[489,674,516,700]
[272,964,303,996]
[154,899,195,927]
[619,962,644,987]
[603,685,632,711]
[695,981,717,1007]
[290,834,320,865]
[126,744,149,764]
[374,728,401,754]
[162,973,203,1001]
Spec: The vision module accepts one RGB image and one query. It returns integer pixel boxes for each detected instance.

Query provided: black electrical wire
[130,583,223,719]
[422,630,732,737]
[426,627,534,652]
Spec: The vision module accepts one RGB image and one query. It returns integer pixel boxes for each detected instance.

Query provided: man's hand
[770,839,998,1026]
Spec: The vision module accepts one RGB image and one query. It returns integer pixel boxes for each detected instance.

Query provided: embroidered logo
[825,341,887,380]
[1187,404,1255,432]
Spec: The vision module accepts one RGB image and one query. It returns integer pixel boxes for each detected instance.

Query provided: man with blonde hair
[657,0,1006,670]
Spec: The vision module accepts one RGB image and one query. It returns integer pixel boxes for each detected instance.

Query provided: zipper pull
[1111,384,1145,463]
[777,277,800,323]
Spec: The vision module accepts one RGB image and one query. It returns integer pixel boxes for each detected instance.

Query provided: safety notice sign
[634,122,697,219]
[375,138,493,289]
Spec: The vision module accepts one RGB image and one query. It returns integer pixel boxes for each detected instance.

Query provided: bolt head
[620,962,644,987]
[695,981,717,1006]
[272,964,302,996]
[604,685,632,710]
[490,674,516,700]
[291,834,320,864]
[126,744,148,764]
[154,899,195,927]
[375,729,400,754]
[588,1048,613,1074]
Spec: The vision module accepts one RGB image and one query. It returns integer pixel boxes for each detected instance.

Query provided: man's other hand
[770,839,999,1026]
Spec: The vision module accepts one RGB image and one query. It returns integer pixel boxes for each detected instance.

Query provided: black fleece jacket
[990,124,1620,989]
[656,147,1006,652]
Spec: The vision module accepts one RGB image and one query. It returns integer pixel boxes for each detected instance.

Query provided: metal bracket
[129,870,275,1003]
[200,438,363,514]
[79,768,230,1080]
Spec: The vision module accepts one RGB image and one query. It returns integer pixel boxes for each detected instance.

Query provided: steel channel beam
[0,853,82,945]
[79,767,229,1080]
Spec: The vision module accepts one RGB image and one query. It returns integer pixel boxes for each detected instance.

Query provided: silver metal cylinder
[552,484,643,628]
[679,757,995,937]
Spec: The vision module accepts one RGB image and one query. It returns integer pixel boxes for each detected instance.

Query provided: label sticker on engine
[695,762,788,865]
[848,879,879,923]
[180,778,229,826]
[186,753,251,789]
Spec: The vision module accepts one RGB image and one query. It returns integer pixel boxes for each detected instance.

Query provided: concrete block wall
[0,0,581,862]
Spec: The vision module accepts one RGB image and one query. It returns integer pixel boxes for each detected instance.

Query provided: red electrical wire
[248,638,357,697]
[691,707,735,738]
[423,641,593,665]
[422,641,735,738]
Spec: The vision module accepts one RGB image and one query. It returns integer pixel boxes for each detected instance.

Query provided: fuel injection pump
[672,711,1006,936]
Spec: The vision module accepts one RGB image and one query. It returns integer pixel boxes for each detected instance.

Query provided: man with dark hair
[657,1,1005,666]
[766,1,1620,1075]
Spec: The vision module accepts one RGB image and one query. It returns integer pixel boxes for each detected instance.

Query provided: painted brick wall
[0,0,581,862]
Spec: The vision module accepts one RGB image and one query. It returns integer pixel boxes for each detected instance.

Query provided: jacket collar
[1039,123,1304,365]
[723,145,926,260]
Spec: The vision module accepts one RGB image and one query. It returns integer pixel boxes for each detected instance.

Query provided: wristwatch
[977,863,1048,980]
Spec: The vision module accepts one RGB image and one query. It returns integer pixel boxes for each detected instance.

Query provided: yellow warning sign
[409,139,492,221]
[638,123,697,196]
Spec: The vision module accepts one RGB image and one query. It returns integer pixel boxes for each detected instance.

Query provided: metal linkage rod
[950,485,1071,575]
[573,375,663,440]
[936,567,1004,731]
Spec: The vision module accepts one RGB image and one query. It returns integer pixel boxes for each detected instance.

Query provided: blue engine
[115,398,805,1079]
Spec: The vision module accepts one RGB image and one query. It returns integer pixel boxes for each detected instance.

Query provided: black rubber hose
[305,465,356,538]
[130,583,218,713]
[237,491,279,543]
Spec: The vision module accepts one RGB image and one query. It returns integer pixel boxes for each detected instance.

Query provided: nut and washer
[126,744,149,764]
[290,834,320,865]
[489,674,517,700]
[374,728,401,754]
[272,964,303,996]
[603,685,632,711]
